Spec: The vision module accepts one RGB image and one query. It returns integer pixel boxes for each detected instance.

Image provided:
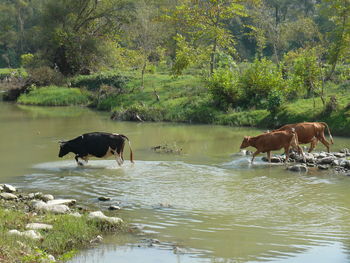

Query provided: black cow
[58,132,134,166]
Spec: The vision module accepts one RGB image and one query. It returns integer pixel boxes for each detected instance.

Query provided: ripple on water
[20,159,350,263]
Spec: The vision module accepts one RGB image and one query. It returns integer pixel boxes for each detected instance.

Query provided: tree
[32,0,134,75]
[321,0,350,79]
[124,0,167,89]
[167,0,254,75]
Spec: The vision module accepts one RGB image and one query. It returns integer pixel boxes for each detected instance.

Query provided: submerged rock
[108,205,121,211]
[98,196,111,201]
[287,164,308,173]
[318,165,329,170]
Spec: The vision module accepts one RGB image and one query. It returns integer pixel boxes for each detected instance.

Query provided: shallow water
[1,102,350,263]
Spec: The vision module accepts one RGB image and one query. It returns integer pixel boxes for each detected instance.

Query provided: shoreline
[0,184,130,263]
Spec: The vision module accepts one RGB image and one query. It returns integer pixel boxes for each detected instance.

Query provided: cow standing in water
[273,122,333,153]
[240,129,305,163]
[58,132,134,166]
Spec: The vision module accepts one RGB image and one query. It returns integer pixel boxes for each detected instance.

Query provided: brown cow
[240,129,305,163]
[274,122,333,153]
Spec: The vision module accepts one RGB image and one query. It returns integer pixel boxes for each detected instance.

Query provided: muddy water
[1,101,350,263]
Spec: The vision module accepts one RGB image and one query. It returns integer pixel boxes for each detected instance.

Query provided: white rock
[69,212,82,217]
[8,229,42,240]
[3,184,16,193]
[32,200,70,214]
[90,235,103,243]
[88,211,123,224]
[26,223,53,230]
[46,255,56,262]
[0,192,18,200]
[0,184,3,191]
[42,194,54,202]
[47,199,76,206]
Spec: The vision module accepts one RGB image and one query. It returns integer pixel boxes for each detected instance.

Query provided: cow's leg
[114,151,123,166]
[251,150,260,164]
[267,151,271,163]
[284,146,290,163]
[318,135,331,153]
[75,155,85,166]
[308,137,318,153]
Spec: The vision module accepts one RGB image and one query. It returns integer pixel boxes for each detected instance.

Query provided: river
[1,101,350,263]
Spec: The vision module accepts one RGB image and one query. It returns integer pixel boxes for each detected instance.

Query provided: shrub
[267,90,284,115]
[27,66,65,86]
[283,48,323,98]
[71,72,130,91]
[239,58,285,108]
[207,68,242,110]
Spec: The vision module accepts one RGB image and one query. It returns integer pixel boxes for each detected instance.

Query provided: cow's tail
[120,134,134,163]
[320,122,334,144]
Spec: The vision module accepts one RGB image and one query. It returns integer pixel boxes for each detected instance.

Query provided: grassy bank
[17,86,91,106]
[0,193,127,263]
[8,71,350,135]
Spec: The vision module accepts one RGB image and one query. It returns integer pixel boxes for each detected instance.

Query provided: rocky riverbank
[0,184,127,263]
[258,149,350,174]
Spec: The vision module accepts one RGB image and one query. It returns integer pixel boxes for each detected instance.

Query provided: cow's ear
[58,140,66,146]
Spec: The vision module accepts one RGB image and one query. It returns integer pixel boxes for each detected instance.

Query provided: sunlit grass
[18,86,91,106]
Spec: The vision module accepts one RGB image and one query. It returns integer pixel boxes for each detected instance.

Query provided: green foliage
[283,47,324,98]
[18,86,91,106]
[239,58,285,108]
[207,68,242,110]
[20,54,35,68]
[267,90,284,115]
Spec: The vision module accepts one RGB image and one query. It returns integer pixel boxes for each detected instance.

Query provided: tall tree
[321,0,350,79]
[168,0,254,75]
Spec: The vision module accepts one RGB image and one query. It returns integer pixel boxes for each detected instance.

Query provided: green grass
[0,206,126,263]
[18,86,91,106]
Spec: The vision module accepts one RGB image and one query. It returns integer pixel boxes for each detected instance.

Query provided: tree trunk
[141,60,147,89]
[210,39,217,75]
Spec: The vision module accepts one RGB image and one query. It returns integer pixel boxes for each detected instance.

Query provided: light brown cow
[240,129,305,163]
[274,122,333,153]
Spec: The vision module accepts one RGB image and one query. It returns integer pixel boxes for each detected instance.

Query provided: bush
[283,48,323,98]
[207,68,242,110]
[71,72,130,91]
[27,66,65,86]
[267,90,284,115]
[239,58,285,108]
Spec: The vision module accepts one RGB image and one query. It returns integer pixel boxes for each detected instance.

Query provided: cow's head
[58,140,70,157]
[240,136,251,149]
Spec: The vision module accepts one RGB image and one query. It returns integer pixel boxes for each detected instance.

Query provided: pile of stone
[261,148,350,174]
